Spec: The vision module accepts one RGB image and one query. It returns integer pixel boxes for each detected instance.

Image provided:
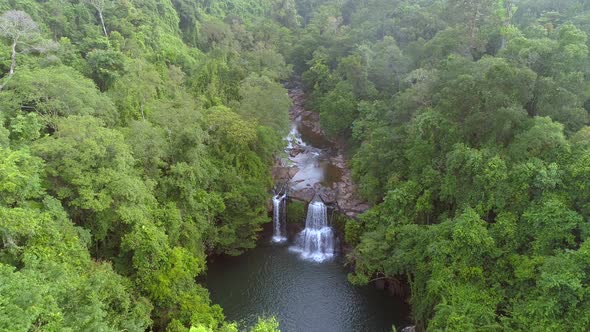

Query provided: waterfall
[272,194,287,243]
[290,201,335,262]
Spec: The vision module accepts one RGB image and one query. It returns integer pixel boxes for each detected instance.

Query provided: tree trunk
[10,40,16,75]
[1,40,17,91]
[99,11,108,37]
[140,102,146,121]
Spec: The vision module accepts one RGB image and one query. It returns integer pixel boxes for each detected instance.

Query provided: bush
[286,200,306,224]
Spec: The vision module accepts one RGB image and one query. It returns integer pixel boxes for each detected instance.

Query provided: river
[206,84,411,331]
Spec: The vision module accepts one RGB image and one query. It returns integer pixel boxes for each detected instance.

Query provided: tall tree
[0,10,40,89]
[85,0,109,37]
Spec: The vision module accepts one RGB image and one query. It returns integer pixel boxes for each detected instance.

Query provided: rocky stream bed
[272,83,369,218]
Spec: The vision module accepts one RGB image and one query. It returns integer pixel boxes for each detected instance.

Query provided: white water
[290,201,335,262]
[285,123,326,191]
[285,125,304,150]
[272,194,287,243]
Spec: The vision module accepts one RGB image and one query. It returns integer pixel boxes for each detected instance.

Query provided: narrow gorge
[206,83,411,331]
[273,83,369,218]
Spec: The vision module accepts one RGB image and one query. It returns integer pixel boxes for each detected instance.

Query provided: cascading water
[271,194,287,243]
[290,201,335,262]
[285,125,304,150]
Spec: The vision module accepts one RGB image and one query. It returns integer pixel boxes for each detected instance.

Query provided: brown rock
[375,279,386,290]
[287,167,299,178]
[300,111,323,136]
[319,188,337,204]
[290,188,316,202]
[272,164,299,183]
[289,146,305,157]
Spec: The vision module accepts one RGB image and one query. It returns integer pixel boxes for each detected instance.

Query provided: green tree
[236,74,291,135]
[109,58,163,122]
[85,48,125,91]
[32,116,150,244]
[0,10,42,89]
[250,317,281,332]
[0,66,117,127]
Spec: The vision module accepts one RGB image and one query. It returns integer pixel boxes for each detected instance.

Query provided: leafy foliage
[292,0,590,330]
[4,0,590,331]
[0,1,291,330]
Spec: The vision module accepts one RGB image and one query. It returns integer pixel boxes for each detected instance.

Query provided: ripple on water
[206,243,411,332]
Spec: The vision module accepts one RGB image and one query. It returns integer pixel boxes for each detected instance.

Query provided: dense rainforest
[1,0,590,331]
[0,0,292,331]
[295,0,590,331]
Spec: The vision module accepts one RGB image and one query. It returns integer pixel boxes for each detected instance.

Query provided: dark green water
[206,235,411,332]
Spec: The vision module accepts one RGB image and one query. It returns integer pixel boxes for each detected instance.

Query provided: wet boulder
[272,165,299,182]
[287,167,299,178]
[318,187,337,204]
[288,145,305,157]
[290,188,316,202]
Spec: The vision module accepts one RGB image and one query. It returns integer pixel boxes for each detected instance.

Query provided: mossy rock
[331,211,352,238]
[286,200,306,224]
